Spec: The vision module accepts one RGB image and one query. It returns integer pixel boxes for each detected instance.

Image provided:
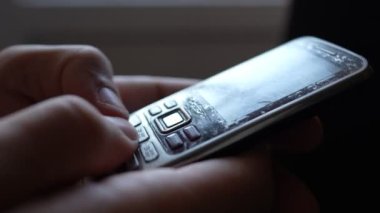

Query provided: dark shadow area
[284,0,379,211]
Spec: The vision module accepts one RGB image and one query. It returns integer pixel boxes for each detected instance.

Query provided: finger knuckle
[0,45,20,55]
[68,45,109,68]
[0,45,30,71]
[55,95,107,138]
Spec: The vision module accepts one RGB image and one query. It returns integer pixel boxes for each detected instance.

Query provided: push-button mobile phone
[126,36,372,170]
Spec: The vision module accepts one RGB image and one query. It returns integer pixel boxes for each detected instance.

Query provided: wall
[0,0,290,78]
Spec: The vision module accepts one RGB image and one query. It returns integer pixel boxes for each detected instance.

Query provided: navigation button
[154,108,191,133]
[163,112,184,128]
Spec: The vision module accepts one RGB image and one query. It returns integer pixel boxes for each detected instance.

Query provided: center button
[162,112,184,128]
[154,109,191,133]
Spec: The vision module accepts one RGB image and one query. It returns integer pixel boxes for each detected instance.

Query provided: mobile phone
[126,36,372,170]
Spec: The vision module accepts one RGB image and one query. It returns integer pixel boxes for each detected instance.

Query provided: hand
[8,76,322,213]
[0,45,322,212]
[0,46,138,209]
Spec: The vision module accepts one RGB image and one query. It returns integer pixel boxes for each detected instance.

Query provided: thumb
[0,45,127,118]
[0,95,137,210]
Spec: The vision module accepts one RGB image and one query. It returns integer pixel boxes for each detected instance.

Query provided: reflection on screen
[194,44,340,125]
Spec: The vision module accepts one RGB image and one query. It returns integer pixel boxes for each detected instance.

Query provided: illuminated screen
[192,44,340,125]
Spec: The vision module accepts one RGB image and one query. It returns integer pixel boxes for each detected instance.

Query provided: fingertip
[97,87,130,119]
[59,45,129,119]
[104,116,138,148]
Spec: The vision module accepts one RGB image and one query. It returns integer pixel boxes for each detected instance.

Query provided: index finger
[114,75,198,112]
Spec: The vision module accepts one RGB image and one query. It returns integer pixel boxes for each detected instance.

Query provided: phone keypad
[136,126,149,143]
[139,142,159,162]
[148,106,162,116]
[183,125,201,141]
[165,133,184,150]
[154,109,191,133]
[164,100,177,109]
[127,98,207,169]
[162,112,184,128]
[129,115,142,127]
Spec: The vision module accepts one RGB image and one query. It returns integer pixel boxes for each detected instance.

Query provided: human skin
[0,46,321,212]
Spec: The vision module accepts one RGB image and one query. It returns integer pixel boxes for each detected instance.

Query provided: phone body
[126,36,372,170]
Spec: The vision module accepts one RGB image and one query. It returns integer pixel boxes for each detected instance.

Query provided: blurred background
[0,0,290,78]
[1,0,378,212]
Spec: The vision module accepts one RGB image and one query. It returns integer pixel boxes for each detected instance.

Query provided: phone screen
[186,40,361,129]
[195,45,337,126]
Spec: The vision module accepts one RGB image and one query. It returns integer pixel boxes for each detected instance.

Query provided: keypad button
[136,126,149,143]
[129,115,141,127]
[126,154,140,170]
[163,112,184,128]
[183,125,201,141]
[149,106,162,115]
[140,142,159,162]
[166,133,184,150]
[164,100,177,109]
[155,109,191,133]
